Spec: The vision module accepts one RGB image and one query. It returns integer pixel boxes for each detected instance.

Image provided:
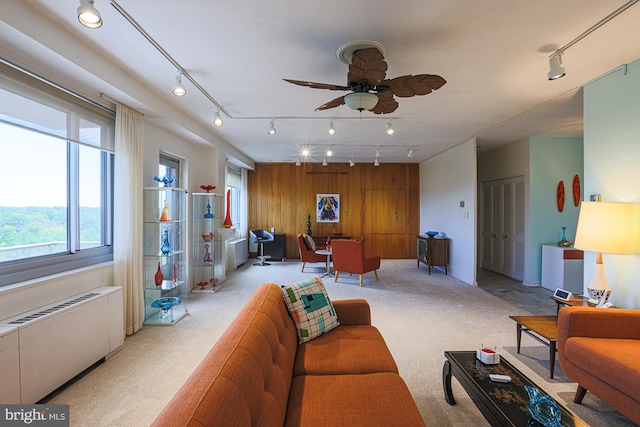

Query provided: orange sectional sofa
[558,306,640,425]
[151,283,425,426]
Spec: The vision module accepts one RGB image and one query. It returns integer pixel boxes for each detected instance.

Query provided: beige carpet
[44,259,636,426]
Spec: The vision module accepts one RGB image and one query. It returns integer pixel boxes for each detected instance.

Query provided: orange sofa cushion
[293,325,399,376]
[564,337,640,401]
[285,373,425,427]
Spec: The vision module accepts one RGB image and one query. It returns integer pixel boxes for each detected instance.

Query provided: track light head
[386,121,395,135]
[328,119,336,135]
[407,148,413,158]
[548,52,566,80]
[326,146,333,157]
[172,74,186,96]
[349,159,355,167]
[295,159,301,166]
[268,120,276,135]
[213,110,223,126]
[374,158,380,167]
[77,0,102,28]
[322,158,328,166]
[375,148,381,158]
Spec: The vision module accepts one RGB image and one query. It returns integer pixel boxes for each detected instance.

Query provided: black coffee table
[443,351,587,427]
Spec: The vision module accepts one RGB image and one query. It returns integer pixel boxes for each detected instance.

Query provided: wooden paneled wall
[247,162,419,259]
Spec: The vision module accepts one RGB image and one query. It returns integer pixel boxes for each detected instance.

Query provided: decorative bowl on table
[153,175,177,187]
[151,297,182,320]
[425,231,439,238]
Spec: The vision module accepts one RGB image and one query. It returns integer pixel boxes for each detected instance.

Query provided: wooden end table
[509,315,558,378]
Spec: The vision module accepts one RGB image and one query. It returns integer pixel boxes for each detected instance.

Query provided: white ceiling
[2,0,640,164]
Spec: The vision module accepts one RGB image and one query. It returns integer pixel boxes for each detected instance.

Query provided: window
[0,61,114,287]
[158,154,180,187]
[226,164,243,232]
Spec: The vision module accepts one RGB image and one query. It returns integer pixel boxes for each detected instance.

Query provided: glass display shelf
[143,187,188,325]
[192,193,224,292]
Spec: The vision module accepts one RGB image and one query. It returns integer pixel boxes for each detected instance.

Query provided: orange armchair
[331,239,380,287]
[297,233,326,272]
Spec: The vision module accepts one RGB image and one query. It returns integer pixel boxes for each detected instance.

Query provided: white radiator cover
[0,286,124,403]
[228,238,248,268]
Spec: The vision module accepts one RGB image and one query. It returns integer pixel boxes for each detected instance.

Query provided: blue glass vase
[161,225,171,255]
[525,386,561,427]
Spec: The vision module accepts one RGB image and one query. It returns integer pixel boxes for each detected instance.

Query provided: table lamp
[573,201,634,306]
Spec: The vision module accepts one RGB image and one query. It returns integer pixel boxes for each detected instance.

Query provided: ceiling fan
[284,41,446,114]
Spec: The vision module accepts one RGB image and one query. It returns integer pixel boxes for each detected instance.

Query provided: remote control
[489,374,511,383]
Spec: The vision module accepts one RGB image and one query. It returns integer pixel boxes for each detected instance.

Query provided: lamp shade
[573,201,633,255]
[344,92,378,111]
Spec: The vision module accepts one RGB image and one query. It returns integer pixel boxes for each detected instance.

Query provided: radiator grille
[7,292,101,325]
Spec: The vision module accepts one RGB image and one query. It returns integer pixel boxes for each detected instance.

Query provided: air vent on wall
[7,292,101,325]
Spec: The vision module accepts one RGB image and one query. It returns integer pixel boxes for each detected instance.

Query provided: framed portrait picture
[317,194,339,223]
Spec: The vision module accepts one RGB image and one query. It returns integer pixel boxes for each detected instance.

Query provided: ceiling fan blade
[382,74,447,97]
[315,95,346,111]
[283,79,349,91]
[370,91,398,114]
[349,48,388,85]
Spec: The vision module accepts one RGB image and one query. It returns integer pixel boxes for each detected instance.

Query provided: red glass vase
[223,189,233,228]
[154,262,163,286]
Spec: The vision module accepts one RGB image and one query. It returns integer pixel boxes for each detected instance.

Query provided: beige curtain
[114,104,144,335]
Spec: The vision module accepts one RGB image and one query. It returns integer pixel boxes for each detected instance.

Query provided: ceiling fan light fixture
[213,110,223,126]
[172,74,186,96]
[548,52,566,80]
[268,120,276,135]
[386,121,395,135]
[328,119,336,135]
[77,0,102,28]
[344,92,378,112]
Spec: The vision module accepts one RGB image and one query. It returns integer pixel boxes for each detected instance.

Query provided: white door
[481,177,525,281]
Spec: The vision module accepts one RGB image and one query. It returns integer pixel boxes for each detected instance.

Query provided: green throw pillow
[281,277,339,344]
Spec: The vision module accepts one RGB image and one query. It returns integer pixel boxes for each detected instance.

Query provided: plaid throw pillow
[281,277,339,343]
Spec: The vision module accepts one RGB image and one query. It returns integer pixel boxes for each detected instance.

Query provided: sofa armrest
[333,299,371,326]
[558,307,640,342]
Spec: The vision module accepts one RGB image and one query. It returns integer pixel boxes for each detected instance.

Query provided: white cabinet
[0,326,20,403]
[541,245,584,294]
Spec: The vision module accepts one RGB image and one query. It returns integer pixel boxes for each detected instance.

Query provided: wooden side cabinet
[417,235,450,275]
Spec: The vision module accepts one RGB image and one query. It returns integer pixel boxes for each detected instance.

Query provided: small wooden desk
[509,315,558,378]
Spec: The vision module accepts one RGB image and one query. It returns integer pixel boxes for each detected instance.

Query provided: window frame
[0,60,114,287]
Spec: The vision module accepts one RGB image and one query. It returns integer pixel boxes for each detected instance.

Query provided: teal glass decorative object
[525,386,561,427]
[204,200,213,218]
[161,225,171,255]
[153,175,177,187]
[151,297,182,320]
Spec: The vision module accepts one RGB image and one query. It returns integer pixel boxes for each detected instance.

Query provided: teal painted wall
[529,137,583,283]
[584,59,640,308]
